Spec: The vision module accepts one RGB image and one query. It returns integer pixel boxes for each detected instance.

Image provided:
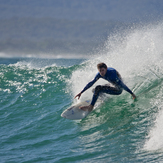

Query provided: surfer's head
[97,63,107,77]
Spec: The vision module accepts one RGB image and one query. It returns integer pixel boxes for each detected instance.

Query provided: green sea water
[1,23,163,162]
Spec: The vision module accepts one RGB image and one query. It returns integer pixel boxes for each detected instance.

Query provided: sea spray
[70,22,163,101]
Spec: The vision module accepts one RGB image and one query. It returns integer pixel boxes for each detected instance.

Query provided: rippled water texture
[1,22,163,162]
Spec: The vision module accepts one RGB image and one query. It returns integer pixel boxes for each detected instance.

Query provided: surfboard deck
[61,100,91,120]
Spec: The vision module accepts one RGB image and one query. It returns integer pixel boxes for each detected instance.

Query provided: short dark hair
[97,63,107,69]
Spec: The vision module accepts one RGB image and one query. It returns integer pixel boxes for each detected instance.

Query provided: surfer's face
[98,68,107,77]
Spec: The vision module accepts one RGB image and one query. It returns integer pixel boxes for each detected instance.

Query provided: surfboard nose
[61,112,67,118]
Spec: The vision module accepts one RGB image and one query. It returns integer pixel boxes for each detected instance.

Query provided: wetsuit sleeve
[117,79,133,95]
[81,73,100,93]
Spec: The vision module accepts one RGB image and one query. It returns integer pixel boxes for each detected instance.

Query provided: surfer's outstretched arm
[117,79,136,99]
[74,74,100,100]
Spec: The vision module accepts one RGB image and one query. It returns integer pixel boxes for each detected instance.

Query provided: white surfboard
[61,100,91,120]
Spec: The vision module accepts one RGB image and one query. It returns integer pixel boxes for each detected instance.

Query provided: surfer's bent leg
[90,85,123,106]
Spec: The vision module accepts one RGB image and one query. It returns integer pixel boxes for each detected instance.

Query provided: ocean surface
[1,23,163,163]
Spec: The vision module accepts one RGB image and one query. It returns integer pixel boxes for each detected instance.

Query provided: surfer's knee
[116,88,123,95]
[95,85,102,91]
[94,85,102,95]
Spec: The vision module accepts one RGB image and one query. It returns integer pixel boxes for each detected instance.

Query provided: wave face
[1,22,163,162]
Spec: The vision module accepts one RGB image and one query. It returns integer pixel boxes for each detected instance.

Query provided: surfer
[75,62,136,111]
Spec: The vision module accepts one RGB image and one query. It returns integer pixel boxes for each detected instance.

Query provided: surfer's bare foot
[80,105,94,112]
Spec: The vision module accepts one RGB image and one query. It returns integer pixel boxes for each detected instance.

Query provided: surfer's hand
[74,92,82,99]
[132,93,136,100]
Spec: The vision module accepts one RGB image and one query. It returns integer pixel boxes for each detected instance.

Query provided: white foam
[144,109,163,151]
[143,86,163,151]
[9,59,57,69]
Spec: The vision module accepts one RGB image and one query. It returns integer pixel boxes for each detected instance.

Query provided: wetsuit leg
[90,85,123,106]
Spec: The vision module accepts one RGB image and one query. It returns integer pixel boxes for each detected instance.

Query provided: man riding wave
[75,63,136,111]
